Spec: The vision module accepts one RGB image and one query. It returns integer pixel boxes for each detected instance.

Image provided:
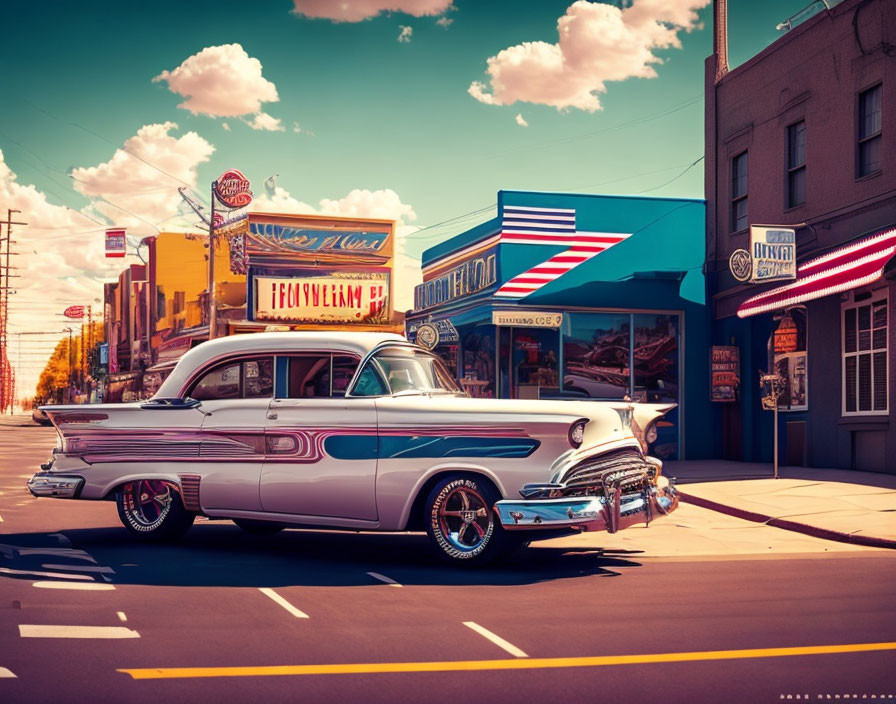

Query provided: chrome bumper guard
[27,472,84,499]
[495,481,678,534]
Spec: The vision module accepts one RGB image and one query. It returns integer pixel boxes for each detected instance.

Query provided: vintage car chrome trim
[27,472,84,499]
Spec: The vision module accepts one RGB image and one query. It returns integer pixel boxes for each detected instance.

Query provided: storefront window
[769,307,808,411]
[510,328,559,399]
[633,314,679,404]
[434,345,459,380]
[462,326,496,398]
[562,313,631,399]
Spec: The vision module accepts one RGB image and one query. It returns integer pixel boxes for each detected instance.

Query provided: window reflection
[562,314,631,399]
[633,314,679,404]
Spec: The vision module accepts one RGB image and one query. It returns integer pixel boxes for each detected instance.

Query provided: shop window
[191,357,273,401]
[509,328,559,400]
[769,307,808,411]
[633,314,680,404]
[562,313,630,400]
[462,326,496,398]
[842,293,888,415]
[786,121,806,208]
[857,84,882,178]
[730,151,748,232]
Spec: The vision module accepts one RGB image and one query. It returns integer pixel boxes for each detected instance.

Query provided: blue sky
[0,0,812,392]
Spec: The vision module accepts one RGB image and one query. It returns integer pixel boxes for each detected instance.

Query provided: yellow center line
[118,641,896,679]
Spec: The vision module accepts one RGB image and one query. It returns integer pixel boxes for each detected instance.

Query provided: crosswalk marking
[463,622,528,658]
[259,588,309,619]
[19,625,140,639]
[32,581,115,591]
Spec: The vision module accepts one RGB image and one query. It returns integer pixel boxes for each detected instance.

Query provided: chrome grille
[561,448,650,497]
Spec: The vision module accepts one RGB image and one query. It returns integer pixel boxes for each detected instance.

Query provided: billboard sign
[214,169,253,209]
[105,228,126,258]
[254,273,389,324]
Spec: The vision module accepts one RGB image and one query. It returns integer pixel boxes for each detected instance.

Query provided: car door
[188,355,273,512]
[259,353,379,521]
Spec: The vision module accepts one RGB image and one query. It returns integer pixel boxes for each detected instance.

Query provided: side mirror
[141,397,202,410]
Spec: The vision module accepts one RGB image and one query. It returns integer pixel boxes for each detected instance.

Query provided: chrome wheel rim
[438,486,491,552]
[123,480,172,527]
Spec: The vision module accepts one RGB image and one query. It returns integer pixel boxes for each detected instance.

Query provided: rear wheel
[425,475,518,565]
[116,480,195,541]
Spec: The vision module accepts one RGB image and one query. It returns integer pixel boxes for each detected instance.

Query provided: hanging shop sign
[249,221,390,256]
[214,169,253,209]
[711,346,740,402]
[491,310,563,328]
[105,228,127,258]
[414,248,498,310]
[63,305,85,319]
[729,227,797,283]
[254,273,389,324]
[415,323,439,350]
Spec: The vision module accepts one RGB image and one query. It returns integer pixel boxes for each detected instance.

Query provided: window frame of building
[841,290,888,417]
[730,150,749,233]
[857,83,882,179]
[786,120,806,209]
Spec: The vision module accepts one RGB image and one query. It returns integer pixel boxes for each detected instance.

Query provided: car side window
[351,363,388,397]
[190,357,273,401]
[283,355,361,398]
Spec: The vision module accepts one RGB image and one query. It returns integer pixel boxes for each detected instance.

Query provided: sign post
[759,372,785,479]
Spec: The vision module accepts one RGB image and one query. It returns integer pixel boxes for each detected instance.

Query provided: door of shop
[497,327,560,400]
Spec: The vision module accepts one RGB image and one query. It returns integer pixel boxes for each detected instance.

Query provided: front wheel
[116,480,195,541]
[425,475,518,565]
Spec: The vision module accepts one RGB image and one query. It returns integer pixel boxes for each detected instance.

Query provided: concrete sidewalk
[664,460,896,549]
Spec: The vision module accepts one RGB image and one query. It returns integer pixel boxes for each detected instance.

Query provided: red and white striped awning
[737,227,896,318]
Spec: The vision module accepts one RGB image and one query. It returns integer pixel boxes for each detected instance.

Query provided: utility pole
[208,180,218,341]
[1,209,27,413]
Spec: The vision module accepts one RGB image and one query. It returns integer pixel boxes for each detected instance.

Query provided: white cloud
[71,122,215,236]
[515,113,528,127]
[469,0,710,112]
[292,121,302,134]
[253,186,421,310]
[436,16,453,28]
[221,122,231,131]
[291,0,453,22]
[153,44,280,118]
[245,112,285,131]
[397,25,413,42]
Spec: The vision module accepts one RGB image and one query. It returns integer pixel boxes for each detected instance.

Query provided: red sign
[105,228,126,258]
[214,170,253,209]
[63,305,85,319]
[711,346,740,402]
[212,212,225,229]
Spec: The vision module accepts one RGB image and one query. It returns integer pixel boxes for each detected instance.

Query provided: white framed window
[842,290,888,415]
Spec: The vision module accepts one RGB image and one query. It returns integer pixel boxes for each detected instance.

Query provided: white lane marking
[19,625,140,639]
[463,621,529,658]
[258,588,309,619]
[32,581,115,591]
[117,612,127,622]
[41,564,115,575]
[367,571,402,587]
[49,533,70,546]
[0,667,16,678]
[0,567,91,581]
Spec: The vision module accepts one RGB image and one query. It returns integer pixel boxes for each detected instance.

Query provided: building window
[787,121,806,208]
[730,151,748,232]
[857,84,882,177]
[842,293,888,415]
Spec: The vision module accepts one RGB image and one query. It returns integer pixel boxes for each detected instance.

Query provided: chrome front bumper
[27,472,84,499]
[495,480,678,534]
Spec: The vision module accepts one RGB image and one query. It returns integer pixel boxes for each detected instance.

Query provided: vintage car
[29,332,679,564]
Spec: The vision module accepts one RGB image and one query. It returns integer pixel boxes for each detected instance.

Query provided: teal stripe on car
[324,435,540,460]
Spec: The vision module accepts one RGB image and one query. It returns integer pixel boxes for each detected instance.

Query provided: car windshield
[357,346,463,396]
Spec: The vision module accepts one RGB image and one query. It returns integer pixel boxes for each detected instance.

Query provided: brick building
[705,0,896,472]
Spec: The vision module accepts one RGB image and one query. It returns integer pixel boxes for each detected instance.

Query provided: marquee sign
[105,228,126,258]
[248,222,390,256]
[214,169,253,209]
[414,248,497,311]
[254,273,389,324]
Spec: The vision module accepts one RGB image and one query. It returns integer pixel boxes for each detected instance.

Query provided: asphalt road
[2,421,896,704]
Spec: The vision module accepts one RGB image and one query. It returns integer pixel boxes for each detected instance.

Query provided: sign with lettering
[414,248,497,311]
[105,228,126,258]
[214,170,253,209]
[254,274,389,324]
[249,222,390,256]
[749,226,796,282]
[711,346,740,402]
[63,305,85,319]
[491,310,563,328]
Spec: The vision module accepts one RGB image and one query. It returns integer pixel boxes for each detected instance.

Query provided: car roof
[156,331,407,397]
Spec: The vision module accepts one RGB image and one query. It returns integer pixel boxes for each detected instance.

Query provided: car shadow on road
[0,522,644,588]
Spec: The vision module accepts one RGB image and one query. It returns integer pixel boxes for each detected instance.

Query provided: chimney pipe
[714,0,729,81]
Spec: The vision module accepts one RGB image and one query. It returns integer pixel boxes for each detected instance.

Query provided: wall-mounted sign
[105,228,126,258]
[711,346,740,402]
[63,305,85,319]
[254,273,389,324]
[214,169,253,209]
[415,323,439,350]
[749,226,796,282]
[773,313,798,353]
[249,222,390,256]
[770,307,807,411]
[414,248,497,310]
[491,310,563,328]
[729,249,752,282]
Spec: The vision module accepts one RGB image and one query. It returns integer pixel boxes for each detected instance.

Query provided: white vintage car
[29,332,679,564]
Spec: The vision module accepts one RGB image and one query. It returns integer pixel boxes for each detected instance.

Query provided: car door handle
[266,412,278,420]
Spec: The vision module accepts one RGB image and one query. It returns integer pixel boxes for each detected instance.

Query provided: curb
[678,492,896,551]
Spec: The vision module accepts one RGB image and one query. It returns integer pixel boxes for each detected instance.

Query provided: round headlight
[569,419,587,448]
[645,422,658,445]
